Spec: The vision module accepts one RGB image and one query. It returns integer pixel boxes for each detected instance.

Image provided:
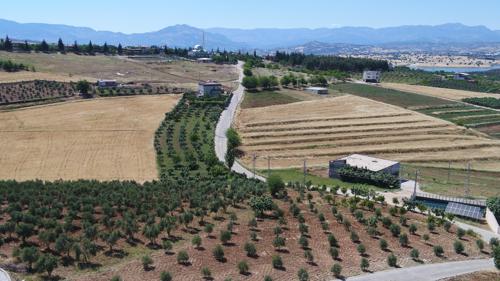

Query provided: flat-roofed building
[198,81,222,97]
[363,70,381,83]
[305,87,329,95]
[329,154,400,179]
[97,80,118,88]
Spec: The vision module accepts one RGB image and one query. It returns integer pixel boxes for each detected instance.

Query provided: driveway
[214,61,265,181]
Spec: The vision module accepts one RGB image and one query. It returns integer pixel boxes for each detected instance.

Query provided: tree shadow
[276,249,290,254]
[147,243,161,250]
[77,262,102,270]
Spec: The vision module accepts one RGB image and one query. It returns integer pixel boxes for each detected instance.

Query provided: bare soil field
[0,95,180,182]
[381,83,500,101]
[66,190,487,281]
[235,95,500,171]
[0,51,238,90]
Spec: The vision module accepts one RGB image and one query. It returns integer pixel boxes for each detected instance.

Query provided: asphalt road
[214,61,265,181]
[339,258,494,281]
[0,269,11,281]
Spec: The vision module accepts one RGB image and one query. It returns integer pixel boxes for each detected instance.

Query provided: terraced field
[235,95,500,170]
[418,105,500,138]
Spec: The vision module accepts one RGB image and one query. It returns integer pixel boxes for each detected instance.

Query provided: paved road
[214,61,265,181]
[0,269,11,281]
[338,258,494,281]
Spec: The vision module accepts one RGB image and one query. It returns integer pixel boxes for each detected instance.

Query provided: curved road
[214,61,265,181]
[340,258,494,281]
[0,269,11,281]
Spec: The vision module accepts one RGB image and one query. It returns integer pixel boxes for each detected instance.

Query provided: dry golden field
[235,95,500,170]
[381,83,500,101]
[0,95,180,182]
[0,51,238,90]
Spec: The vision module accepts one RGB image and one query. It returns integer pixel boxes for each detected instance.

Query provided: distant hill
[208,23,500,49]
[1,19,500,50]
[0,19,243,49]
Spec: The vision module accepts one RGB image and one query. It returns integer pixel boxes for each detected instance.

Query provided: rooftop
[306,87,328,91]
[338,154,398,172]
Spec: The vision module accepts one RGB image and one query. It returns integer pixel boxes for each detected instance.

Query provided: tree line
[267,51,390,73]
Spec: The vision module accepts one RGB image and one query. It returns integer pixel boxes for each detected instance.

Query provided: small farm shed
[97,80,118,88]
[362,71,381,83]
[305,87,329,95]
[329,154,400,179]
[198,81,222,97]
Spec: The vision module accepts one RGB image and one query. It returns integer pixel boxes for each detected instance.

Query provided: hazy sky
[2,0,500,32]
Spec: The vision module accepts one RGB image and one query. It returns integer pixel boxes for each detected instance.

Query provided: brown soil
[0,95,180,182]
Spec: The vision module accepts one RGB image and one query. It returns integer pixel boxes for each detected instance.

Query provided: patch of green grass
[402,164,500,199]
[241,90,302,109]
[263,168,395,193]
[330,83,455,109]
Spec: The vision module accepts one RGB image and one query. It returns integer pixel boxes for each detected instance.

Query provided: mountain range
[1,18,500,51]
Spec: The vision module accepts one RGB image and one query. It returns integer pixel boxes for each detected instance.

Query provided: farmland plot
[235,95,500,170]
[0,95,180,182]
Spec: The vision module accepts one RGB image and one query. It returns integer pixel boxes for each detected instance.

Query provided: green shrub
[213,245,225,261]
[237,260,249,274]
[331,263,342,277]
[433,245,444,257]
[298,268,309,281]
[160,271,172,281]
[272,255,283,269]
[387,254,397,267]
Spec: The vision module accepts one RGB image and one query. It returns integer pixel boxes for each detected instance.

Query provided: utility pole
[303,159,307,188]
[267,156,271,178]
[447,161,451,183]
[465,162,471,197]
[252,153,257,179]
[413,169,419,198]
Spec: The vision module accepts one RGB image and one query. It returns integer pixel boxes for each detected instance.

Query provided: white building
[305,87,329,95]
[198,81,222,97]
[97,80,118,88]
[329,154,400,178]
[363,71,381,83]
[453,73,471,81]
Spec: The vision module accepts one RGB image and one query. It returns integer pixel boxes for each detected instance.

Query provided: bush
[264,276,273,281]
[490,238,499,250]
[410,248,419,260]
[409,224,417,235]
[454,240,465,254]
[443,221,452,232]
[304,250,314,263]
[423,233,430,243]
[110,276,121,281]
[433,245,444,257]
[177,251,189,265]
[494,246,500,270]
[350,231,359,243]
[399,233,409,247]
[337,166,400,189]
[298,268,309,281]
[213,245,225,261]
[328,234,338,247]
[360,257,370,271]
[244,242,257,257]
[379,239,388,251]
[329,247,339,260]
[268,175,285,197]
[331,263,342,277]
[162,240,173,253]
[390,224,401,237]
[220,230,232,244]
[237,260,249,274]
[387,254,397,267]
[201,267,211,279]
[299,235,309,249]
[160,271,172,281]
[192,235,202,249]
[476,239,485,252]
[273,236,286,250]
[456,228,466,239]
[272,255,283,269]
[142,255,153,270]
[357,244,366,256]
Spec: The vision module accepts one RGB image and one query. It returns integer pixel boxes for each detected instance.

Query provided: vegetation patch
[463,97,500,109]
[241,90,302,109]
[337,166,400,189]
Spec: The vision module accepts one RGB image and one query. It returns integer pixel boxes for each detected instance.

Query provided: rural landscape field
[1,1,500,281]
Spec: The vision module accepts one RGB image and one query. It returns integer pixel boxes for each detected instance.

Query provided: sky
[2,0,500,33]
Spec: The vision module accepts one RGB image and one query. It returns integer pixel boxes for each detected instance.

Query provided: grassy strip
[263,168,392,192]
[241,90,301,109]
[330,83,455,108]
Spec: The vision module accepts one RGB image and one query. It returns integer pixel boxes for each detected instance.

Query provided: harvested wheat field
[381,83,500,101]
[0,95,180,182]
[235,95,500,170]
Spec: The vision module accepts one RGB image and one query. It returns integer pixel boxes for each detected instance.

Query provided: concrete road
[0,269,11,281]
[339,258,495,281]
[214,61,265,181]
